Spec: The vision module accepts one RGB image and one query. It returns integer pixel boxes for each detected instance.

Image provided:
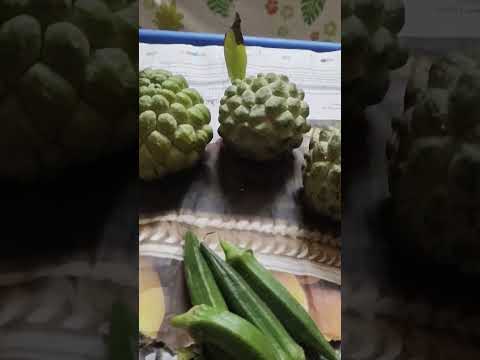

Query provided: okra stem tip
[171,305,204,328]
[219,240,243,260]
[170,313,190,329]
[172,305,221,329]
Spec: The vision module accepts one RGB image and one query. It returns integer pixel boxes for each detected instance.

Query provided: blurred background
[342,0,480,358]
[140,0,341,42]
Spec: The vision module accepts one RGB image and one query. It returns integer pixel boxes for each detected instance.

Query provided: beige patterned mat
[140,210,341,284]
[0,256,136,360]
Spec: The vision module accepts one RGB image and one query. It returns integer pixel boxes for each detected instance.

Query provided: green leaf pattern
[141,0,339,42]
[153,0,184,30]
[207,0,233,17]
[301,0,325,25]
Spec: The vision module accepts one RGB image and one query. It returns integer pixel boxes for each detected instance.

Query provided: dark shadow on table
[0,148,138,260]
[139,152,209,215]
[140,139,340,236]
[371,197,480,302]
[216,140,294,216]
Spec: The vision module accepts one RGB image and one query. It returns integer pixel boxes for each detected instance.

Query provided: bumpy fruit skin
[303,126,341,221]
[387,53,480,272]
[218,73,311,161]
[0,0,138,181]
[139,69,213,181]
[342,0,408,119]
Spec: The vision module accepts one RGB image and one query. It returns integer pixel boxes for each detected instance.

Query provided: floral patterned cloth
[140,0,340,42]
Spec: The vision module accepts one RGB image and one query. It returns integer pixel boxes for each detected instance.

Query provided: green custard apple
[303,126,341,221]
[342,0,408,119]
[0,0,138,181]
[387,53,480,272]
[218,73,311,161]
[139,69,213,181]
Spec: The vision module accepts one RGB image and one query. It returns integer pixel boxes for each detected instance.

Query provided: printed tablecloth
[140,0,341,43]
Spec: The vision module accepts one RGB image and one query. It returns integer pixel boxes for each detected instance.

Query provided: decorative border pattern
[140,210,341,283]
[140,211,341,247]
[0,258,137,288]
[0,261,136,360]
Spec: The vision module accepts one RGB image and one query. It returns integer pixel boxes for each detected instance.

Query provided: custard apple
[303,126,341,221]
[0,0,138,181]
[218,73,311,161]
[139,69,213,181]
[342,0,408,118]
[387,53,480,272]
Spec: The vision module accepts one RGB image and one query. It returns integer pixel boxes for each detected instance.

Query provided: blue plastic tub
[139,29,341,53]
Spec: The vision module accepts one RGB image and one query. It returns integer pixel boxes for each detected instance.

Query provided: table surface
[140,133,340,237]
[140,127,341,282]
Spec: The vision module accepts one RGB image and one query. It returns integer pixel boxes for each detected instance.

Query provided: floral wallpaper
[140,0,340,43]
